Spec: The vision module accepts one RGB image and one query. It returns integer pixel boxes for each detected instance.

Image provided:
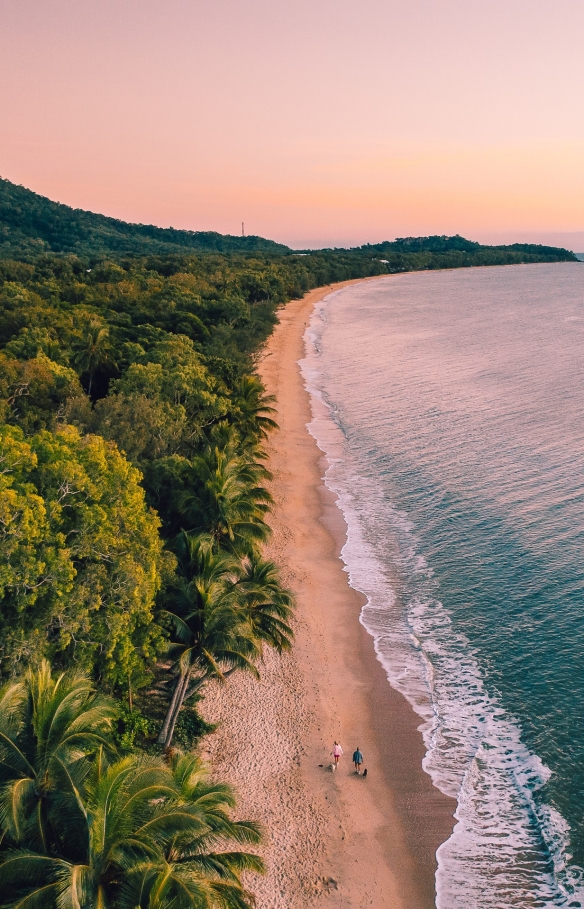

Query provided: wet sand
[201,279,456,908]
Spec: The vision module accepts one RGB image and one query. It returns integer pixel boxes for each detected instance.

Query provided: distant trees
[0,175,288,257]
[72,318,114,397]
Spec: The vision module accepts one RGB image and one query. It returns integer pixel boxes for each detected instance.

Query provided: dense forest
[0,246,394,908]
[0,181,580,908]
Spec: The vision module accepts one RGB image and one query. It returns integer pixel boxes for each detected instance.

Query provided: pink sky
[1,0,583,249]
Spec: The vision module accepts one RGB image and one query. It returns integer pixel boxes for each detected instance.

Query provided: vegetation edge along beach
[0,178,580,908]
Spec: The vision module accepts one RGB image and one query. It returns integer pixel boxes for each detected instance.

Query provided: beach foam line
[300,284,584,908]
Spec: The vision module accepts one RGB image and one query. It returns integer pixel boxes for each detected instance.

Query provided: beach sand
[200,280,456,908]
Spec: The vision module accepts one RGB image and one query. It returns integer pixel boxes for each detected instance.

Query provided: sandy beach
[201,279,456,908]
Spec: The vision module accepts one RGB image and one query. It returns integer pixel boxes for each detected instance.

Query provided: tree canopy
[0,423,167,686]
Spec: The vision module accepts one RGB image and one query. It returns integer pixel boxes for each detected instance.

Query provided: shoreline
[201,278,456,907]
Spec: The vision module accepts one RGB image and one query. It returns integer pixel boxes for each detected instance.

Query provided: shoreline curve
[201,278,456,908]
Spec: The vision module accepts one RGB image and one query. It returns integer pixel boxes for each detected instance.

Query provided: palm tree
[157,535,259,748]
[180,444,273,556]
[231,376,278,444]
[158,538,295,749]
[0,751,264,909]
[236,555,294,654]
[72,319,114,397]
[0,661,116,855]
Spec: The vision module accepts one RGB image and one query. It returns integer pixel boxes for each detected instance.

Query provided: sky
[1,0,583,249]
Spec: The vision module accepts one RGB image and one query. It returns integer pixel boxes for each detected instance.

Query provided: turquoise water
[301,263,584,907]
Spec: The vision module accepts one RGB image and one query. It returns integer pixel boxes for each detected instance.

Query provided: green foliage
[179,434,273,553]
[0,423,167,685]
[0,222,302,748]
[157,531,294,748]
[339,233,579,266]
[0,660,117,851]
[0,665,264,909]
[114,704,156,751]
[0,351,86,431]
[229,375,278,444]
[174,704,216,750]
[71,317,115,396]
[88,337,230,464]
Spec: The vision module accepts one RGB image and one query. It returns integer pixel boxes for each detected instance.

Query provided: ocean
[300,263,584,907]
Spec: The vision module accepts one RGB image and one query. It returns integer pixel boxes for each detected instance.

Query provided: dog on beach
[363,768,368,778]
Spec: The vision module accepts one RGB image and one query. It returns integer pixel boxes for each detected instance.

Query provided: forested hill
[336,234,579,268]
[0,177,288,258]
[0,176,579,267]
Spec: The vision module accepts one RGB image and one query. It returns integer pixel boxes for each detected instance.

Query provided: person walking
[332,741,343,768]
[352,747,364,774]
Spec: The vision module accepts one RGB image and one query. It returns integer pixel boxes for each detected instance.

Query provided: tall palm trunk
[163,667,242,747]
[163,671,191,748]
[157,669,189,746]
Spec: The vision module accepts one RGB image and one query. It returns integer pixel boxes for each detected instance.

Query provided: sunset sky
[1,0,583,248]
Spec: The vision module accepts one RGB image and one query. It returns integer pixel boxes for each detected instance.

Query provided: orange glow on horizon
[1,0,583,248]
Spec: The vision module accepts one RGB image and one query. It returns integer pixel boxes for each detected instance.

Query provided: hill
[0,177,579,268]
[0,177,289,258]
[335,234,579,268]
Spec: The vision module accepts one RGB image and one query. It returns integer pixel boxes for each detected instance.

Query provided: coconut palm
[235,555,294,654]
[157,535,259,748]
[231,376,278,444]
[0,661,116,855]
[72,319,114,397]
[180,444,273,556]
[0,751,264,909]
[204,421,270,472]
[158,538,295,749]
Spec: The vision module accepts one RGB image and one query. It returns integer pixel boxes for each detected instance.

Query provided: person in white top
[332,741,343,768]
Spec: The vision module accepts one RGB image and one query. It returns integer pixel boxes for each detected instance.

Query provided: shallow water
[300,263,584,907]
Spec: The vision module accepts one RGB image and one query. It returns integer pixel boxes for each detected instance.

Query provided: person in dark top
[352,747,364,774]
